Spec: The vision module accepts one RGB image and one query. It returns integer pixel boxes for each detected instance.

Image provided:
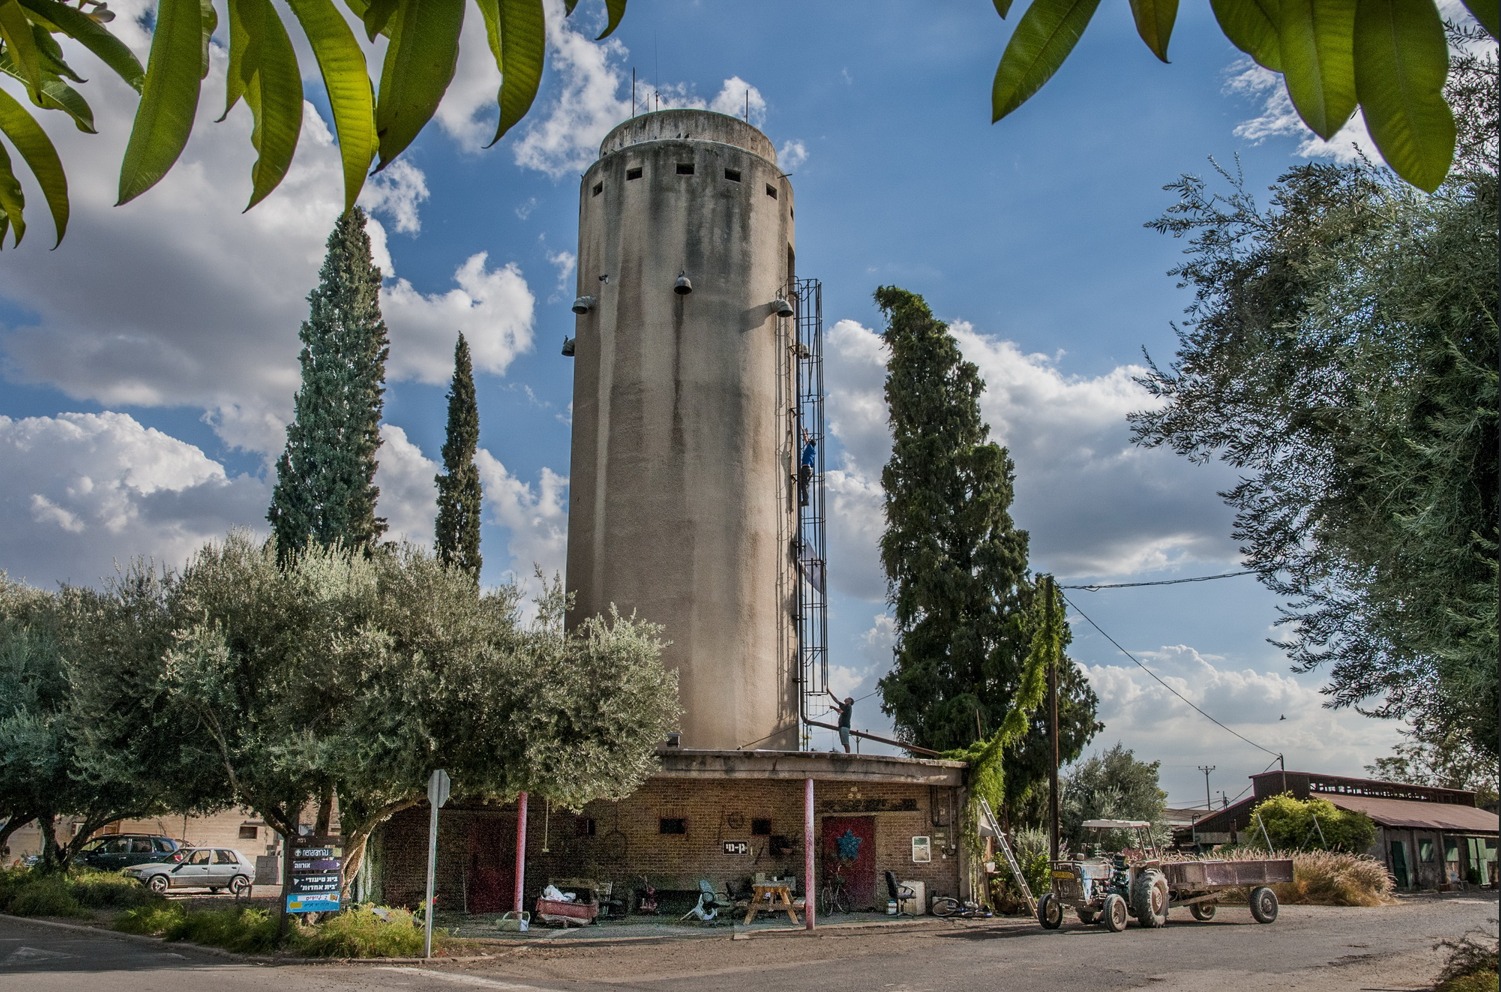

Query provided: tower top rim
[598,109,776,164]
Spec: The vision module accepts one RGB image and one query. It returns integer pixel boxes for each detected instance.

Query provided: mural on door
[820,816,876,911]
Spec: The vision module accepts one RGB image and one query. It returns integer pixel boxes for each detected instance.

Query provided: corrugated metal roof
[1316,792,1501,833]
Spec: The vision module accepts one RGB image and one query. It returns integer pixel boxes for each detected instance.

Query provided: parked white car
[123,847,255,895]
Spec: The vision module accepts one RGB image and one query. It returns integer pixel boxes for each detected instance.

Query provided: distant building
[1191,770,1499,890]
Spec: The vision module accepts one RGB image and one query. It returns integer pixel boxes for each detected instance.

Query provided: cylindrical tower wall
[567,110,797,750]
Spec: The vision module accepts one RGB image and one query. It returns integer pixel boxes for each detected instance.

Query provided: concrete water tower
[564,109,800,751]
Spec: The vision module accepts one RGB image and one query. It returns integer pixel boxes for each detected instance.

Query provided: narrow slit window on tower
[659,817,687,835]
[626,166,643,180]
[591,181,603,196]
[724,168,741,183]
[765,183,778,199]
[676,162,695,176]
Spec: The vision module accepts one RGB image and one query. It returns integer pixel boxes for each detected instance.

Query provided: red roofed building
[1189,770,1498,891]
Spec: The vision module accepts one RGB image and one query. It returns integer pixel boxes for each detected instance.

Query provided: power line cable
[1061,591,1283,760]
[1060,570,1257,591]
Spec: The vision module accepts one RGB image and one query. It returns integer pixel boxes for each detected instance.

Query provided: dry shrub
[1434,924,1499,992]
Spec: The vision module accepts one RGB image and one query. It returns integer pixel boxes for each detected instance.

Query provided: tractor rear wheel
[1131,869,1169,928]
[1102,893,1128,932]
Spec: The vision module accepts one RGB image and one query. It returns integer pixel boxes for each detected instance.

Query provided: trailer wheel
[1037,893,1063,930]
[1076,908,1099,924]
[1249,886,1278,924]
[1103,893,1129,932]
[1189,902,1216,921]
[1131,869,1169,928]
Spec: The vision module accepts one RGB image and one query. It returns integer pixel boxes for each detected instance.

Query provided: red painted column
[514,792,528,914]
[804,777,815,930]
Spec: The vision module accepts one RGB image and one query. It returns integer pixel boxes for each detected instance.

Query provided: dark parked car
[76,834,185,871]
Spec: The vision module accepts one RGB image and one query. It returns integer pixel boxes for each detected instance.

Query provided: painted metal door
[1389,839,1410,889]
[466,817,516,913]
[820,816,876,911]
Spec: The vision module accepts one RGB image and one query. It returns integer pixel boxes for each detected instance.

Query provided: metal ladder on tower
[791,278,828,736]
[979,796,1037,915]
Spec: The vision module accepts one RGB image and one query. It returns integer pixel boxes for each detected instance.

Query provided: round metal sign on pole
[423,769,451,958]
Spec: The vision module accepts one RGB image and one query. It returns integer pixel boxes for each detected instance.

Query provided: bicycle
[931,895,992,919]
[819,865,850,916]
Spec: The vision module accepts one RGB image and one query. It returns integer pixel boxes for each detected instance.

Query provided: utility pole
[1198,765,1216,813]
[1045,574,1060,863]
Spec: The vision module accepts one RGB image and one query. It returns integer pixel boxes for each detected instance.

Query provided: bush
[114,901,443,958]
[4,872,89,918]
[293,905,435,958]
[989,828,1050,914]
[69,870,162,910]
[1283,850,1396,906]
[115,901,187,936]
[1249,793,1376,853]
[1434,925,1499,992]
[177,907,280,954]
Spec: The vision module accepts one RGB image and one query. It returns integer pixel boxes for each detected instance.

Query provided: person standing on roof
[827,688,853,753]
[799,429,816,507]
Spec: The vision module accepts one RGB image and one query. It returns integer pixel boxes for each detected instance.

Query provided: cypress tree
[435,333,483,581]
[268,207,389,560]
[875,287,1100,793]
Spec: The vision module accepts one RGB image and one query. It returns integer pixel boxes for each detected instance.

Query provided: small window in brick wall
[238,824,258,840]
[659,817,687,835]
[577,817,597,837]
[751,818,772,836]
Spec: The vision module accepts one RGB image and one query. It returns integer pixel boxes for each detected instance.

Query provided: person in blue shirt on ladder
[799,429,816,507]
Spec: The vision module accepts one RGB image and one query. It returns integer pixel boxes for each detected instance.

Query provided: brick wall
[380,775,966,914]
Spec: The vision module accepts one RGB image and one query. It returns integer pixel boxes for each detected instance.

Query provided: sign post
[424,769,451,959]
[285,841,343,916]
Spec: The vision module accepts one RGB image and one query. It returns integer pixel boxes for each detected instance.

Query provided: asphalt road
[1,893,1496,992]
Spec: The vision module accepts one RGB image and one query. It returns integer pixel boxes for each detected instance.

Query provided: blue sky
[5,1,1479,810]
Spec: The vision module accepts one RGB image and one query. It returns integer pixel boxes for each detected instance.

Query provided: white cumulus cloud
[0,413,267,586]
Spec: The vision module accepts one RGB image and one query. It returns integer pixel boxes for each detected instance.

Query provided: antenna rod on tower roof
[632,68,636,117]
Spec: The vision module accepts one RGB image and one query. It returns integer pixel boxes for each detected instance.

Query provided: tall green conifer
[875,287,1100,804]
[435,333,483,581]
[268,207,390,560]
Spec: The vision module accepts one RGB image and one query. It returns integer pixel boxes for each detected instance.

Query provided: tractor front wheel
[1103,893,1129,932]
[1037,893,1063,930]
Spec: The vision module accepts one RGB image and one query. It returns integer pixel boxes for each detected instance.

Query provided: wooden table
[744,883,799,925]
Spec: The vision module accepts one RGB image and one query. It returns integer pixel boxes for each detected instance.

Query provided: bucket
[886,899,898,916]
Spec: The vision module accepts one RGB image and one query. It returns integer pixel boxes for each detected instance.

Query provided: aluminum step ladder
[979,797,1036,915]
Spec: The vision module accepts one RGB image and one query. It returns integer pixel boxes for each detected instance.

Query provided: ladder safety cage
[790,279,829,740]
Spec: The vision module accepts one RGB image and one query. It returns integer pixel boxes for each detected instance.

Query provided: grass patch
[3,872,89,918]
[115,900,447,958]
[295,905,431,958]
[1280,850,1395,906]
[69,869,162,910]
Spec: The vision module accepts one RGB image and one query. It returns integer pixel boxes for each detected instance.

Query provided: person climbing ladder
[799,429,816,507]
